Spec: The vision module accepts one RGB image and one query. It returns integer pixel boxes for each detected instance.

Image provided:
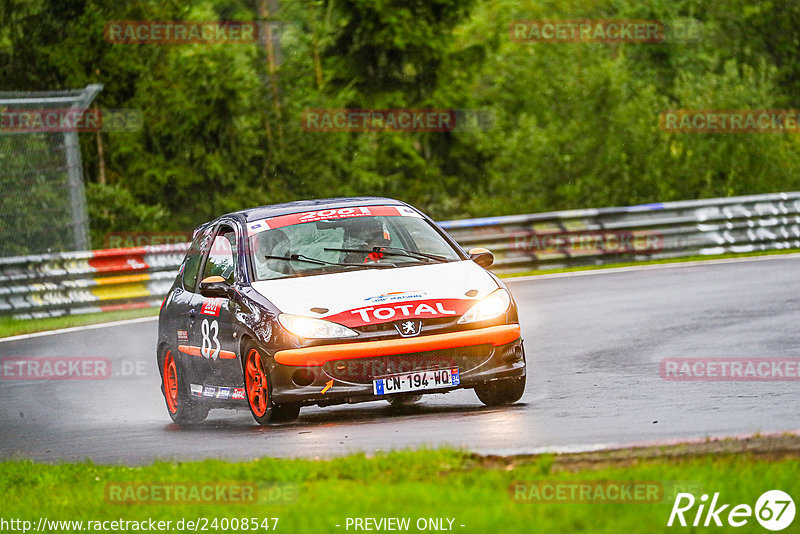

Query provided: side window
[202,228,237,284]
[182,227,212,292]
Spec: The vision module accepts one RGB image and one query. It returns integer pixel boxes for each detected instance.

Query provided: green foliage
[2,0,800,247]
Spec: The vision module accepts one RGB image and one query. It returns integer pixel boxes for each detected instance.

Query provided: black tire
[474,375,526,406]
[161,346,209,425]
[270,403,301,422]
[386,394,423,407]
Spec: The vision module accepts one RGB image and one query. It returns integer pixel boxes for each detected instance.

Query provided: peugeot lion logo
[395,320,422,337]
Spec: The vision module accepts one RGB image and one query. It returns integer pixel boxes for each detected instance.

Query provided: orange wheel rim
[164,350,178,414]
[245,348,268,417]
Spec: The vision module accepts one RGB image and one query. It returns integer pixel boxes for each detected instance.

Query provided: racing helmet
[346,217,391,247]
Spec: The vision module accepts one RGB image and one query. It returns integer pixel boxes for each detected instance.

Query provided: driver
[254,228,292,278]
[344,218,391,263]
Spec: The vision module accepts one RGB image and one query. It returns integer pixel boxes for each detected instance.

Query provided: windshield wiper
[382,246,449,262]
[263,254,395,268]
[323,247,448,263]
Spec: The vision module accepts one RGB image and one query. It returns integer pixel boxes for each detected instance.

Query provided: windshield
[248,207,462,280]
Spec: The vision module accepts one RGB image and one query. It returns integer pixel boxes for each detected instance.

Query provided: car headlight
[278,313,358,339]
[457,288,511,324]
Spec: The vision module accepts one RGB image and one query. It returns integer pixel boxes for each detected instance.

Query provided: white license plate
[373,368,460,395]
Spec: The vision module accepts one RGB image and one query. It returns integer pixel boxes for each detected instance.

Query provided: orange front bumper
[273,324,521,367]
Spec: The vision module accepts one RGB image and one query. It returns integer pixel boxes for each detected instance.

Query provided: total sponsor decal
[247,205,421,235]
[201,298,224,317]
[323,298,475,327]
[231,387,245,400]
[190,384,203,397]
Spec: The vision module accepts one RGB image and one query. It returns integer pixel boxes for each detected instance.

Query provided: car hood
[250,260,500,327]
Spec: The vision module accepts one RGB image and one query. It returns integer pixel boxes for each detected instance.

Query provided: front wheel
[474,375,526,406]
[243,344,300,425]
[162,347,208,425]
[244,343,273,425]
[271,403,301,422]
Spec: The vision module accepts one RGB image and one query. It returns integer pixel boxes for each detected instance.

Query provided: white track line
[504,252,800,282]
[0,315,158,343]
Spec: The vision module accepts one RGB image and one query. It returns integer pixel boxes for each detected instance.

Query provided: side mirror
[468,247,494,268]
[199,275,231,298]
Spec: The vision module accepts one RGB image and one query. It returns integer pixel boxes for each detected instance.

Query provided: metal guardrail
[0,244,187,318]
[439,191,800,274]
[2,192,800,318]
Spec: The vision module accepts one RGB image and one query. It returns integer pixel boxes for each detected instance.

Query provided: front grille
[354,317,456,335]
[323,345,493,384]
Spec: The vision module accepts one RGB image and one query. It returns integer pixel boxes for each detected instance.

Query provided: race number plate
[373,368,460,395]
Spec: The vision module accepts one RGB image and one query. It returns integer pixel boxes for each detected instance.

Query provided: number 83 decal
[200,319,221,360]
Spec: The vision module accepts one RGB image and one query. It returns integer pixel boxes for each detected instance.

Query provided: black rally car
[157,197,526,425]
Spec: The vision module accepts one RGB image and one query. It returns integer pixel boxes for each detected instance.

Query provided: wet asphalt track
[1,255,799,464]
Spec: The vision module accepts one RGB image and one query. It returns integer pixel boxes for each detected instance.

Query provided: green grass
[0,307,158,339]
[0,448,797,533]
[499,247,800,278]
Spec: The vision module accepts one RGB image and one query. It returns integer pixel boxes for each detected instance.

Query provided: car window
[202,229,237,284]
[384,217,456,257]
[181,226,213,292]
[250,214,461,281]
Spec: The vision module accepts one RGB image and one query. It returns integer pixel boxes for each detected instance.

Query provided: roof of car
[235,197,408,222]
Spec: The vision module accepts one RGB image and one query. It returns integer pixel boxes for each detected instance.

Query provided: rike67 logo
[668,490,795,531]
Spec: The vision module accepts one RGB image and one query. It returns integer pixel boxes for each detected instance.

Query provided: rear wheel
[474,375,526,406]
[162,347,208,425]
